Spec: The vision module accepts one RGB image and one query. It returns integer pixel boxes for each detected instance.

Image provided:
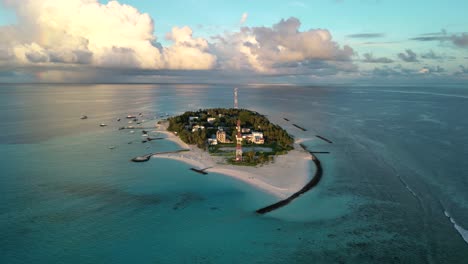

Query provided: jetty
[316,135,333,144]
[256,148,323,214]
[131,149,189,163]
[292,124,307,131]
[189,167,213,175]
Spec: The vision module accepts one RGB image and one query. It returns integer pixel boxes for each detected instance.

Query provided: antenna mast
[234,88,242,162]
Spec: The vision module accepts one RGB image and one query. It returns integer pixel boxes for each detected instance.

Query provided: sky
[0,0,467,84]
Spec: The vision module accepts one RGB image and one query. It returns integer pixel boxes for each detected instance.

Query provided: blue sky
[0,0,467,83]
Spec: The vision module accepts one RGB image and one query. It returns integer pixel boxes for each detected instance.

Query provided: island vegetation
[167,108,294,165]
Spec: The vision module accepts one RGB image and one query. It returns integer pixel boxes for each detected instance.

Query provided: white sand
[152,122,314,198]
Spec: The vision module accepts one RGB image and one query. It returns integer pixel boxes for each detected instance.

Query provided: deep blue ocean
[0,83,467,263]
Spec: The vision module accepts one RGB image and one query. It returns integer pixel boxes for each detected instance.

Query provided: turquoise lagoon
[0,84,467,263]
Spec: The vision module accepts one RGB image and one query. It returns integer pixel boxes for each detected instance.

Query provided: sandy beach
[152,121,314,198]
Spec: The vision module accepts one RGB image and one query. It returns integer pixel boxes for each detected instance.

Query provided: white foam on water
[444,211,468,244]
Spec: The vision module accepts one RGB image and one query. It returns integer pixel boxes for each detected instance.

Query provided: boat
[100,123,107,127]
[80,115,88,120]
[131,154,152,162]
[126,115,136,119]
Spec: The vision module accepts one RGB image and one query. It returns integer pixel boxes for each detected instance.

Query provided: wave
[397,175,418,199]
[444,211,468,244]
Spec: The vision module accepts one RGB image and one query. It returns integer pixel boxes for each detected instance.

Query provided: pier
[131,149,189,163]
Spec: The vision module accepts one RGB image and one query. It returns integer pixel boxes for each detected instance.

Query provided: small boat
[117,118,121,122]
[100,123,107,127]
[126,115,136,119]
[142,134,148,137]
[80,115,88,120]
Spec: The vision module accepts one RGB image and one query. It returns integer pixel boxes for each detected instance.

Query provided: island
[167,108,294,165]
[152,108,317,202]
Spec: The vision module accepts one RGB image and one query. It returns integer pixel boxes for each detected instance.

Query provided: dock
[131,149,190,163]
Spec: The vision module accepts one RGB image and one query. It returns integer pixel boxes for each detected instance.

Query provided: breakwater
[256,150,323,214]
[292,124,307,131]
[316,135,333,144]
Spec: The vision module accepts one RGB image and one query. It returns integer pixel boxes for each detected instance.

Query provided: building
[252,132,264,144]
[251,131,265,144]
[216,130,231,143]
[189,116,199,125]
[207,117,216,124]
[207,138,218,145]
[192,125,205,132]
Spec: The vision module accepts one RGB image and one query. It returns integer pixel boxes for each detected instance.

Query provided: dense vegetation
[167,108,294,165]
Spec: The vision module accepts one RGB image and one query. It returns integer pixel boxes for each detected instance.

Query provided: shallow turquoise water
[0,84,467,263]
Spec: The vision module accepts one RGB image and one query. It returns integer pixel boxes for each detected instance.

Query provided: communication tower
[234,88,242,161]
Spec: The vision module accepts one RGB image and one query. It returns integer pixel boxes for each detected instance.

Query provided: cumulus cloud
[0,3,356,81]
[240,13,248,24]
[398,49,418,62]
[212,17,354,74]
[362,53,393,63]
[0,0,215,72]
[163,26,216,69]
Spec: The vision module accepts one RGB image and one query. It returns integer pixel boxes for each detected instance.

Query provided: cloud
[451,33,468,48]
[362,53,393,63]
[455,65,468,76]
[372,64,417,77]
[346,33,385,39]
[0,2,357,81]
[163,26,216,70]
[212,17,354,74]
[421,50,442,60]
[410,30,468,48]
[419,65,444,74]
[240,13,248,24]
[398,49,418,62]
[0,0,215,72]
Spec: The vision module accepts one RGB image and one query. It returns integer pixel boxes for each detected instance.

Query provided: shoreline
[152,122,314,199]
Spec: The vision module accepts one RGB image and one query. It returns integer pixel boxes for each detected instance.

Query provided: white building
[192,125,205,132]
[207,138,218,145]
[207,117,216,124]
[251,132,265,144]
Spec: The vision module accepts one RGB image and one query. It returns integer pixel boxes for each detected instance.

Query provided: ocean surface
[0,83,467,263]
